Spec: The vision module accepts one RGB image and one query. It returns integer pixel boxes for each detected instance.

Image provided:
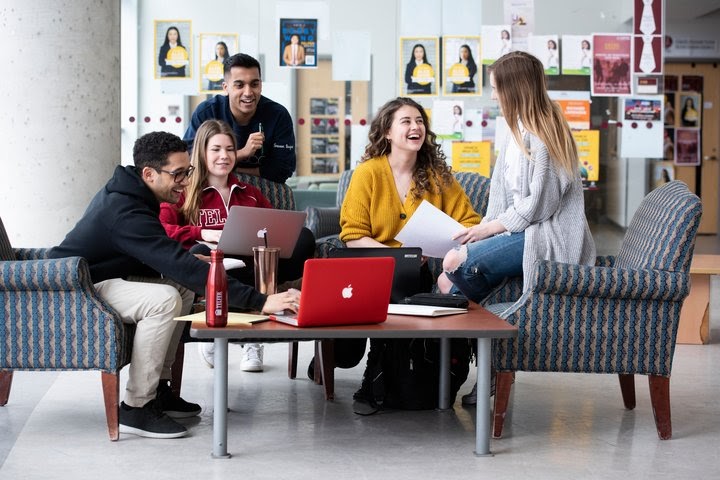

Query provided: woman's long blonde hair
[361,97,453,198]
[489,51,578,175]
[180,119,237,225]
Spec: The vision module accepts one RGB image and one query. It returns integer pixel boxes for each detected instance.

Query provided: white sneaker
[240,344,264,372]
[198,343,214,369]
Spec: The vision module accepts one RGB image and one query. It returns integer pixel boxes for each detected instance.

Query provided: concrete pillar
[0,0,120,247]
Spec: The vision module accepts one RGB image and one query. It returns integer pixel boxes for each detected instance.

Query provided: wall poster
[442,36,481,96]
[199,33,238,93]
[279,18,318,68]
[400,37,440,96]
[591,34,632,96]
[154,20,192,79]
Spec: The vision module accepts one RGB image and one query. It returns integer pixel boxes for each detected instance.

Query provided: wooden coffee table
[190,306,517,458]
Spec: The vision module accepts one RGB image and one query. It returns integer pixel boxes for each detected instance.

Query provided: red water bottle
[206,249,228,327]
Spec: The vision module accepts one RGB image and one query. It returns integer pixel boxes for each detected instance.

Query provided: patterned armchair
[485,181,702,440]
[0,217,133,441]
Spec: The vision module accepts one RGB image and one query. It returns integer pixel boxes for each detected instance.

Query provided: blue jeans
[445,231,525,303]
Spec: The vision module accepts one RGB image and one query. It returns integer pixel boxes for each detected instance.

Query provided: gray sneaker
[119,400,187,439]
[461,376,497,406]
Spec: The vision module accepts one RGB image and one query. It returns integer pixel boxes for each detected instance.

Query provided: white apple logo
[256,227,268,238]
[341,284,353,299]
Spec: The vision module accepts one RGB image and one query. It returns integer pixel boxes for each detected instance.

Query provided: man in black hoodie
[49,131,300,439]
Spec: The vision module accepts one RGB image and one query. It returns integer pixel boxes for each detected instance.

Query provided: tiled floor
[2,226,719,479]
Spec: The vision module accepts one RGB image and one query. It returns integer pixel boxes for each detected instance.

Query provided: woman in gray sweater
[438,51,596,302]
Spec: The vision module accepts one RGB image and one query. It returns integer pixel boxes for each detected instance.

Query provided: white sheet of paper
[394,200,465,258]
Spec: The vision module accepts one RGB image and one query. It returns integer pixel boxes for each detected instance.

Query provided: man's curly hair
[133,131,188,170]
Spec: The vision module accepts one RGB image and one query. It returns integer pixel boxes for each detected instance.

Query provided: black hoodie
[49,165,266,310]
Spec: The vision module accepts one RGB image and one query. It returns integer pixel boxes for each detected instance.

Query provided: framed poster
[199,33,238,94]
[154,20,192,79]
[442,36,481,96]
[279,18,318,68]
[400,37,439,96]
[674,128,701,166]
[679,93,701,128]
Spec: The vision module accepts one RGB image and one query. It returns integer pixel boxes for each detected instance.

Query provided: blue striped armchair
[486,181,702,440]
[0,217,133,441]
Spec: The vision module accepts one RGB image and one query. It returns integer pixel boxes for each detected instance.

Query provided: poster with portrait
[503,0,535,53]
[561,35,592,75]
[527,34,559,75]
[674,128,701,166]
[198,33,237,93]
[679,93,701,128]
[591,34,632,96]
[433,100,465,140]
[442,36,481,96]
[154,20,192,79]
[279,18,318,68]
[481,25,512,65]
[400,37,439,96]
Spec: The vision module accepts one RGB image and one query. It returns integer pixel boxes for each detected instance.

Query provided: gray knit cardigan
[484,131,596,293]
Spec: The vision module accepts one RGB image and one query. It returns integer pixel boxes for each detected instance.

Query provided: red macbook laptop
[270,257,395,327]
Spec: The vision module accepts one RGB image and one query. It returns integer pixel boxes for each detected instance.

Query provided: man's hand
[238,131,265,159]
[261,288,301,314]
[201,229,222,243]
[193,253,211,263]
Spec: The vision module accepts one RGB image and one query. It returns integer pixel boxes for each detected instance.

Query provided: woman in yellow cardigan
[340,97,479,248]
[339,96,480,412]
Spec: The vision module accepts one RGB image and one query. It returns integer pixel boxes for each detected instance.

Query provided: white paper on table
[394,200,465,258]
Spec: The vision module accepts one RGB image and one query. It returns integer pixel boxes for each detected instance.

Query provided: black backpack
[354,338,471,412]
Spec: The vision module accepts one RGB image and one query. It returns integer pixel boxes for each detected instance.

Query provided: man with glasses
[48,131,300,439]
[183,53,296,184]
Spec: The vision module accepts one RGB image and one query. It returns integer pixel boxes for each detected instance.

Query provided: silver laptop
[217,206,307,259]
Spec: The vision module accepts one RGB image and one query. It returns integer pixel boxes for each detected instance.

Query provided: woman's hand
[261,289,301,314]
[452,220,506,244]
[201,229,222,243]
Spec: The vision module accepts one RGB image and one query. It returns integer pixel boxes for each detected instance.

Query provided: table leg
[212,338,231,459]
[438,338,451,410]
[475,337,493,456]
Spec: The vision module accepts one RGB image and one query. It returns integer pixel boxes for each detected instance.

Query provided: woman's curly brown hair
[361,97,453,198]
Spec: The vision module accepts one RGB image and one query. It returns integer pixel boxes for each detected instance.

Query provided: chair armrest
[315,236,345,258]
[1,256,95,292]
[305,206,341,240]
[531,260,690,302]
[14,248,49,261]
[595,255,615,268]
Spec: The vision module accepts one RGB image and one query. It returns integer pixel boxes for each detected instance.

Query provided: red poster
[633,35,663,74]
[674,128,701,166]
[592,34,632,96]
[634,0,663,36]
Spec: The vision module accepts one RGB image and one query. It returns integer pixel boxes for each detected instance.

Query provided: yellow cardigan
[340,156,480,247]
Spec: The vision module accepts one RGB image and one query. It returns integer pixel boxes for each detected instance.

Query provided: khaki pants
[94,277,195,407]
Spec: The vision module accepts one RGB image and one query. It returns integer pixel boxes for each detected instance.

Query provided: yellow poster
[451,141,491,177]
[572,130,599,182]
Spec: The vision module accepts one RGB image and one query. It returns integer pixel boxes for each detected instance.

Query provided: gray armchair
[486,181,702,440]
[0,217,133,441]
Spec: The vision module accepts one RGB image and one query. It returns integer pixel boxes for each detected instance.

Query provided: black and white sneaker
[119,401,187,439]
[156,380,202,419]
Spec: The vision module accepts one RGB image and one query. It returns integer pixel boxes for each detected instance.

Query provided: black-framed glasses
[156,165,195,183]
